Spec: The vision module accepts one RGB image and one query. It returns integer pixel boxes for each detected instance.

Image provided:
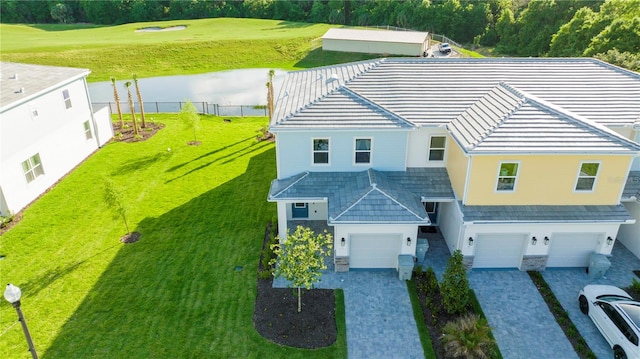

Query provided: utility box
[398,255,414,280]
[588,253,611,280]
[416,238,429,263]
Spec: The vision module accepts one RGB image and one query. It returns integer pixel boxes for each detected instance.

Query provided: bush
[442,314,495,359]
[440,250,470,315]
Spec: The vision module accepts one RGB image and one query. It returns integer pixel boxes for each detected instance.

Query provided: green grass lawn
[0,115,346,358]
[0,18,380,82]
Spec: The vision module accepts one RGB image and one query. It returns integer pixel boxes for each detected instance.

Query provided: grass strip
[333,289,348,359]
[528,271,597,359]
[407,280,436,359]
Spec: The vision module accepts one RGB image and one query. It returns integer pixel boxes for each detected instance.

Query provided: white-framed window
[312,138,329,164]
[83,120,93,140]
[29,104,39,119]
[496,162,519,191]
[354,138,372,164]
[62,89,72,109]
[428,136,446,161]
[424,202,437,213]
[22,153,45,183]
[575,162,600,191]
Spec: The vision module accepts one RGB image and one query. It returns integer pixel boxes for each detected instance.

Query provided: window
[424,202,437,213]
[355,138,371,164]
[428,136,446,161]
[62,89,72,109]
[83,121,93,140]
[496,162,519,191]
[575,162,600,191]
[22,154,44,183]
[29,104,39,119]
[313,139,329,164]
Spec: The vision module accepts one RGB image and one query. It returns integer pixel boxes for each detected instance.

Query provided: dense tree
[50,2,74,24]
[548,7,601,57]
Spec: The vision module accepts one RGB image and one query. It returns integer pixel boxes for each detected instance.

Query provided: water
[88,68,287,106]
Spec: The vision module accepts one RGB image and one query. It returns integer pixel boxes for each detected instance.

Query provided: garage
[473,233,527,268]
[350,234,401,268]
[546,233,601,267]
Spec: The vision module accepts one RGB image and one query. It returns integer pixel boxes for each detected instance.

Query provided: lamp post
[4,284,38,359]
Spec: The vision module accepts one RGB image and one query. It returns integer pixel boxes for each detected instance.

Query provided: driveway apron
[468,270,579,359]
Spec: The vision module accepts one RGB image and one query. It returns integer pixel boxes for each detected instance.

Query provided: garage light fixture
[406,237,411,246]
[607,236,614,245]
[544,236,550,245]
[468,237,474,246]
[531,236,537,245]
[341,237,345,247]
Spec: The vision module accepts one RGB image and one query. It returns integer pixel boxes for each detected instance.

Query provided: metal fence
[92,101,268,117]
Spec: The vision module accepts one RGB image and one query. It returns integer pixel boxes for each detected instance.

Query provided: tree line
[2,0,638,70]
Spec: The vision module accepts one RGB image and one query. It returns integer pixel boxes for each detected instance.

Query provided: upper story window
[22,153,45,183]
[575,162,600,191]
[62,89,72,109]
[312,138,329,164]
[84,121,93,140]
[29,104,39,119]
[496,162,519,191]
[355,138,371,164]
[428,136,446,161]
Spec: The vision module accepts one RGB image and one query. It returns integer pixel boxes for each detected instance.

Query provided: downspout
[82,77,102,148]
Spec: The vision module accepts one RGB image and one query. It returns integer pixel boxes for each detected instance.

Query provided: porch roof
[461,203,634,223]
[268,168,455,224]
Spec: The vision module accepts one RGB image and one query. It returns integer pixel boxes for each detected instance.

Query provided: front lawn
[0,115,346,358]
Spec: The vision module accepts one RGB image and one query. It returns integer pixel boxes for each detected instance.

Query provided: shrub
[440,250,470,315]
[442,314,495,359]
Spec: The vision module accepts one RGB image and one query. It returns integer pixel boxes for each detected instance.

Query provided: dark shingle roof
[622,171,640,200]
[461,203,633,223]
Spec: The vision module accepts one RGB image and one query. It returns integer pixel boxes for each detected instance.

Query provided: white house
[268,58,640,272]
[322,28,430,57]
[0,62,113,216]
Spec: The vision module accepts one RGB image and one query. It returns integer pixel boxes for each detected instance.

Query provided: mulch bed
[112,121,164,143]
[253,222,337,348]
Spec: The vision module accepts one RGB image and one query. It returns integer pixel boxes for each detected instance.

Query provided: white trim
[573,161,601,193]
[495,161,521,193]
[428,135,447,162]
[353,137,373,165]
[311,137,331,166]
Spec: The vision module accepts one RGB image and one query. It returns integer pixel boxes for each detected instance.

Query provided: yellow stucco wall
[465,154,632,205]
[445,136,468,200]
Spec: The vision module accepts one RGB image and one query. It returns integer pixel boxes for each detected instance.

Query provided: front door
[424,202,438,224]
[291,203,308,218]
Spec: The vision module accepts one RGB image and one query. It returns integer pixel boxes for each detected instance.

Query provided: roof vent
[15,87,25,94]
[10,73,18,80]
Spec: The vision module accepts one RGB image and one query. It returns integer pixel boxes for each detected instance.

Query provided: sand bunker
[135,25,186,33]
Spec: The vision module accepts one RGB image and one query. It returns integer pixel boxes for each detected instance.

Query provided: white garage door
[474,233,526,268]
[350,234,401,268]
[546,233,600,267]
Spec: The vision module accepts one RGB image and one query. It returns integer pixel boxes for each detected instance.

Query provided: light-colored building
[322,28,429,57]
[268,58,640,271]
[0,62,112,216]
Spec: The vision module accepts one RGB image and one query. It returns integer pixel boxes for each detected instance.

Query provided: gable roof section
[1,62,90,113]
[268,168,455,224]
[447,83,640,154]
[322,28,429,45]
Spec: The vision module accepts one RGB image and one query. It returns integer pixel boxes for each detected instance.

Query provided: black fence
[92,101,268,117]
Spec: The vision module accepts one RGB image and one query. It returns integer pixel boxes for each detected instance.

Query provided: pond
[88,68,287,107]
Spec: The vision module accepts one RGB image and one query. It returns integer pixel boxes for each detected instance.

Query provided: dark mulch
[112,121,164,143]
[252,222,337,348]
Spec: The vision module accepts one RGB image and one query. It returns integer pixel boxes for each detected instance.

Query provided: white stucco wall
[618,201,640,257]
[438,201,463,253]
[333,223,418,258]
[405,127,449,168]
[322,39,426,56]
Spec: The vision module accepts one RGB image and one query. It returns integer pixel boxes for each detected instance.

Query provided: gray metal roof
[272,58,640,130]
[448,83,640,154]
[461,203,634,223]
[268,168,454,224]
[322,28,429,44]
[1,62,90,113]
[623,171,640,200]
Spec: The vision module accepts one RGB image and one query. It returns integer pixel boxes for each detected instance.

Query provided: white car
[438,42,451,54]
[579,285,640,359]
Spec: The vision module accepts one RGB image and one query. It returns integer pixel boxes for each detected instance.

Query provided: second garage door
[350,234,401,269]
[473,233,527,269]
[546,233,600,267]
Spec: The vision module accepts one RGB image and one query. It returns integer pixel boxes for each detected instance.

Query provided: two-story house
[268,58,640,271]
[0,62,113,216]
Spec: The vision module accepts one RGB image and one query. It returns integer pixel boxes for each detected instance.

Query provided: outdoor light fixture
[544,236,550,245]
[341,237,345,247]
[468,237,474,246]
[607,236,614,245]
[406,237,411,246]
[531,236,537,245]
[4,284,38,359]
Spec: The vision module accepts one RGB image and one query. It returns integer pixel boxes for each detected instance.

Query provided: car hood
[583,284,632,301]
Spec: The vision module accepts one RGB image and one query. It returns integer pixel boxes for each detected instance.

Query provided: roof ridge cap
[340,87,417,128]
[271,171,309,198]
[332,187,376,221]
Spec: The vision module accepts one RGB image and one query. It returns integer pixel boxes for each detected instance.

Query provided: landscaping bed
[112,121,164,142]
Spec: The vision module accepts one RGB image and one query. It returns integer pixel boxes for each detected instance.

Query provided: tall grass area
[0,18,379,81]
[0,115,346,358]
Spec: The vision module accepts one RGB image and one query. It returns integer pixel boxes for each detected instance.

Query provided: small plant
[441,314,495,359]
[440,250,470,315]
[0,213,14,228]
[258,269,273,280]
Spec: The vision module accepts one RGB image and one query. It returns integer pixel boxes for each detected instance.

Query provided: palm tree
[441,314,495,359]
[124,81,139,136]
[111,77,124,128]
[132,74,146,128]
